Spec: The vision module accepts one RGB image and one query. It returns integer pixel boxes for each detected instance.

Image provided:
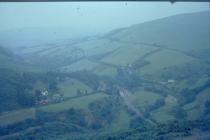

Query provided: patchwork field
[102,46,155,66]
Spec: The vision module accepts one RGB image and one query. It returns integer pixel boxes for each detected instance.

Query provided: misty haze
[0,2,210,140]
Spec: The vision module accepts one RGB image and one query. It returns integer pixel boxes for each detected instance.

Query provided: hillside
[107,11,210,51]
[0,46,42,72]
[1,11,210,140]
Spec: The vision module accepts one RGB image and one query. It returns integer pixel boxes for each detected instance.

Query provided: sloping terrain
[1,11,210,140]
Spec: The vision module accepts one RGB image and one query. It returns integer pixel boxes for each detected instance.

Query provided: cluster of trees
[0,70,61,113]
[88,97,120,127]
[115,67,143,89]
[90,119,210,140]
[204,100,210,115]
[0,69,35,112]
[2,114,210,140]
[0,118,39,136]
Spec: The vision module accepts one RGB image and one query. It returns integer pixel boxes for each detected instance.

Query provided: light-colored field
[77,39,110,51]
[76,39,120,56]
[19,45,51,54]
[102,46,155,66]
[130,90,162,107]
[150,95,178,123]
[33,81,47,90]
[58,79,93,98]
[151,108,175,123]
[40,92,108,112]
[139,50,194,75]
[0,108,36,126]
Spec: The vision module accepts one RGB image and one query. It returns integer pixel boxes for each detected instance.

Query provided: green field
[0,108,36,126]
[102,46,155,66]
[138,50,195,75]
[150,95,178,123]
[59,59,98,72]
[40,92,108,112]
[76,39,120,56]
[151,108,175,123]
[58,79,93,98]
[130,90,163,107]
[93,65,117,77]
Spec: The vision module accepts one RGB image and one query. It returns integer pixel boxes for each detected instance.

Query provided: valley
[0,11,210,140]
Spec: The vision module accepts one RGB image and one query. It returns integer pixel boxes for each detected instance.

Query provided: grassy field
[93,65,118,77]
[102,46,155,66]
[151,108,175,123]
[130,90,163,108]
[138,50,194,75]
[58,79,93,98]
[76,39,120,56]
[0,108,36,126]
[39,92,108,112]
[150,95,178,123]
[59,59,98,72]
[33,81,47,90]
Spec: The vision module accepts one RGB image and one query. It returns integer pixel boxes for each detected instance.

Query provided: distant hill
[11,11,210,70]
[106,11,210,50]
[0,46,41,72]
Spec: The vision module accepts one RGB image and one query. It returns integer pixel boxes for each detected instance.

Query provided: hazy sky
[0,2,209,36]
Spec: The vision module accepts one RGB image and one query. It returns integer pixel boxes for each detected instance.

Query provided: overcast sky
[0,2,209,36]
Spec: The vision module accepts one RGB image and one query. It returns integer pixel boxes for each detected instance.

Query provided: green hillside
[1,11,210,140]
[108,11,210,52]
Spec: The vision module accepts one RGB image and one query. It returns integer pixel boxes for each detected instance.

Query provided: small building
[167,79,175,83]
[41,89,48,96]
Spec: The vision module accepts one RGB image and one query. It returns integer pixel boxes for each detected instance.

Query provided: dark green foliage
[91,119,210,140]
[0,119,38,136]
[88,97,120,126]
[204,100,210,115]
[0,70,62,113]
[116,67,143,89]
[129,117,146,129]
[169,105,187,119]
[147,99,165,112]
[0,69,35,112]
[180,79,210,105]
